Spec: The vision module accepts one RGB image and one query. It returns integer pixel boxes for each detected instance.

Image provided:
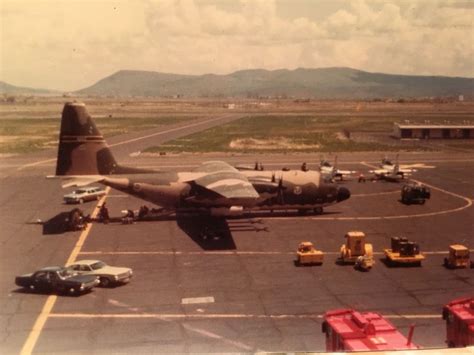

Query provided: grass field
[0,115,194,154]
[145,114,437,153]
[1,98,473,154]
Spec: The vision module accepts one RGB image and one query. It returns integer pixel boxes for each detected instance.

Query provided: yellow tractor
[296,241,324,266]
[339,231,374,270]
[444,244,471,269]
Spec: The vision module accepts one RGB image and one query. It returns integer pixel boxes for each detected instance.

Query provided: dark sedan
[15,266,99,295]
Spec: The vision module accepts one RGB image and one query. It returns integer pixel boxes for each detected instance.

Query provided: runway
[0,121,473,353]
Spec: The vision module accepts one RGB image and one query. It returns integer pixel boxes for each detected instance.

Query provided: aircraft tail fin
[55,102,118,176]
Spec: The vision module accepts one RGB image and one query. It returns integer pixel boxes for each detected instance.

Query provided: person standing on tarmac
[99,202,110,223]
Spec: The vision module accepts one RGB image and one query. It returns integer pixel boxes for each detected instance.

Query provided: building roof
[395,123,474,130]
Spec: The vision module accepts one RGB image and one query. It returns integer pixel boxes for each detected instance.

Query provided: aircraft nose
[337,187,351,202]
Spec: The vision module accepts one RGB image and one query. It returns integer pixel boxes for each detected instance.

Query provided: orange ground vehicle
[444,244,471,269]
[384,236,425,266]
[295,242,323,266]
[339,231,374,270]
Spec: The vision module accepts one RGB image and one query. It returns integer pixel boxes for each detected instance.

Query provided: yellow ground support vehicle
[339,231,374,269]
[444,244,471,269]
[384,237,425,266]
[296,242,324,266]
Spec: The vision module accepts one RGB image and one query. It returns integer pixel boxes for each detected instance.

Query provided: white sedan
[63,187,106,204]
[67,260,133,287]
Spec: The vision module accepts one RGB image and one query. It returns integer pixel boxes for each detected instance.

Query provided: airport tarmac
[0,123,473,353]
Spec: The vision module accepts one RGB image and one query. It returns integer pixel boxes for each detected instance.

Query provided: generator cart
[384,237,425,266]
[444,244,471,269]
[339,231,374,268]
[296,241,324,266]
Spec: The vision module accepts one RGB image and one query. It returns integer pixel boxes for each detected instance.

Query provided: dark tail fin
[55,102,117,175]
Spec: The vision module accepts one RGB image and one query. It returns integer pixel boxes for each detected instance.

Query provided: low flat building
[393,123,474,139]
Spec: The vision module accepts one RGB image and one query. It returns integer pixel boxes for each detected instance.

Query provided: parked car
[15,266,99,295]
[63,187,106,204]
[67,260,133,287]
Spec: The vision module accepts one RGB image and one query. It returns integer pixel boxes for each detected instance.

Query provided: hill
[0,81,58,95]
[76,67,473,99]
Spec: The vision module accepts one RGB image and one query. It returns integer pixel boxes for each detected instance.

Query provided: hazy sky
[1,0,473,91]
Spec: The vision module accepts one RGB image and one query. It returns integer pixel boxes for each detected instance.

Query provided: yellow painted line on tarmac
[20,188,109,355]
[49,312,441,320]
[19,296,58,355]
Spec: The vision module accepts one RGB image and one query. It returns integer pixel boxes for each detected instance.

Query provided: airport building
[392,123,474,139]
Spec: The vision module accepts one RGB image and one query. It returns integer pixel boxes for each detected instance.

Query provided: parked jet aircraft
[319,156,355,181]
[52,103,350,216]
[369,155,416,181]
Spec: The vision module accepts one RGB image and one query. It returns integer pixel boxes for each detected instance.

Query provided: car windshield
[91,261,106,270]
[74,189,86,194]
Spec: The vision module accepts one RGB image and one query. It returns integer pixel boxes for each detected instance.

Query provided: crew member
[99,203,110,223]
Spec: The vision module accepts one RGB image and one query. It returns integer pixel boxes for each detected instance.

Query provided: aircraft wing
[191,161,259,200]
[336,169,355,176]
[370,169,389,175]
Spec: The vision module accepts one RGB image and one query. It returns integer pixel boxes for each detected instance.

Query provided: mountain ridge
[77,67,474,98]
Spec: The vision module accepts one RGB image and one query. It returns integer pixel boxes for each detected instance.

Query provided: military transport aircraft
[51,102,350,217]
[319,156,355,181]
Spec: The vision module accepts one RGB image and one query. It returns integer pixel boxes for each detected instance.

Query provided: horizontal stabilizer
[47,175,104,188]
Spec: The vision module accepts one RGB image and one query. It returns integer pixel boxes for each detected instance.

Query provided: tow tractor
[339,231,374,270]
[401,182,431,205]
[384,237,425,266]
[295,242,324,266]
[444,244,471,269]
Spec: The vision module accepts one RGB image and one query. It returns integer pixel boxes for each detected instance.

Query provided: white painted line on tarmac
[352,190,399,197]
[20,188,110,355]
[103,297,255,351]
[17,158,57,170]
[79,250,473,256]
[182,323,255,351]
[182,296,215,305]
[49,312,441,320]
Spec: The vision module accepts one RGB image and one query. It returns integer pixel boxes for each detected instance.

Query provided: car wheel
[100,277,111,287]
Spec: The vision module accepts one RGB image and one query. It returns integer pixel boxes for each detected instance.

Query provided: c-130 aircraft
[52,102,350,217]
